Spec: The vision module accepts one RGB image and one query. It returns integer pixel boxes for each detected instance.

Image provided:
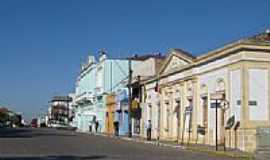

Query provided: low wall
[255,128,270,160]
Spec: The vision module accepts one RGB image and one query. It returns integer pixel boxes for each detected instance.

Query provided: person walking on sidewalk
[113,121,119,137]
[89,121,93,134]
[147,120,152,141]
[95,120,99,133]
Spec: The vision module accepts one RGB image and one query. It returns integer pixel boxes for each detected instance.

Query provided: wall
[230,69,242,122]
[133,58,156,77]
[142,87,160,139]
[76,65,97,96]
[105,95,115,135]
[248,69,268,121]
[104,59,129,93]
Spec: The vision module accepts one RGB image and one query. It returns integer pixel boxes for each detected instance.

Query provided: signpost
[210,92,223,151]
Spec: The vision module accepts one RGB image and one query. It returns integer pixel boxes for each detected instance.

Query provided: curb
[185,147,254,160]
[80,131,252,159]
[113,136,185,149]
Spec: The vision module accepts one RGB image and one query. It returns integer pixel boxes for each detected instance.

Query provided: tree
[0,112,9,123]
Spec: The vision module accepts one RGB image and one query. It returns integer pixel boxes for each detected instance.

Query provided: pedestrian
[147,120,152,141]
[89,124,92,133]
[113,121,119,137]
[89,119,94,134]
[95,120,99,133]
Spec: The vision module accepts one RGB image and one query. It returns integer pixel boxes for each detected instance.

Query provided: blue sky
[0,0,269,120]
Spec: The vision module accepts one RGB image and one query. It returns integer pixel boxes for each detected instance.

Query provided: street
[0,128,238,160]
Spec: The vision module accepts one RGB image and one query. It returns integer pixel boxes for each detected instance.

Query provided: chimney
[266,29,270,34]
[99,49,107,62]
[266,29,270,41]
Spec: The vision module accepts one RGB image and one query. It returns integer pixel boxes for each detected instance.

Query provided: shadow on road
[0,128,76,138]
[0,128,32,138]
[0,155,107,160]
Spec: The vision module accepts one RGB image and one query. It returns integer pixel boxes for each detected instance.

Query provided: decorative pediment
[159,49,194,75]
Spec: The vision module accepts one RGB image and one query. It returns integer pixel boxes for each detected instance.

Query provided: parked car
[31,118,38,128]
[50,122,76,131]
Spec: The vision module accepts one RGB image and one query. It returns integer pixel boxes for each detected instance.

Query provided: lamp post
[156,73,161,146]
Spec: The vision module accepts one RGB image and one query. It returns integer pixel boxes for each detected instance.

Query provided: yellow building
[142,31,270,152]
[105,94,116,135]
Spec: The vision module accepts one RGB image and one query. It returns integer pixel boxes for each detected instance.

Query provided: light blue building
[73,55,97,132]
[94,52,133,132]
[115,89,129,135]
[73,51,140,133]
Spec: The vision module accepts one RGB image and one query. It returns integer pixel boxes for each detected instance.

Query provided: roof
[171,48,196,60]
[128,53,166,61]
[51,96,72,102]
[142,31,270,85]
[246,32,270,43]
[196,31,270,61]
[158,48,194,75]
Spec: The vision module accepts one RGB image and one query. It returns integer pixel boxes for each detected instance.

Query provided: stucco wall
[230,69,242,122]
[133,58,156,77]
[76,66,96,96]
[248,69,269,121]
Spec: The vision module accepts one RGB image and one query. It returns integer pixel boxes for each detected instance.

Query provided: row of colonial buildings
[68,31,270,153]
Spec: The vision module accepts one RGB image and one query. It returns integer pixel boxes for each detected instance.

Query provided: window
[202,97,208,128]
[166,107,170,131]
[186,99,193,133]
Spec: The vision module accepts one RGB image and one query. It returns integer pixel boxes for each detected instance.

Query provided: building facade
[73,55,97,132]
[70,31,270,152]
[93,52,136,133]
[142,32,270,152]
[73,51,140,133]
[105,94,116,135]
[48,96,73,125]
[130,54,165,138]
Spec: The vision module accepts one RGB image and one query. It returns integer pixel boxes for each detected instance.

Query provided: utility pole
[177,102,181,143]
[215,99,218,151]
[128,58,133,137]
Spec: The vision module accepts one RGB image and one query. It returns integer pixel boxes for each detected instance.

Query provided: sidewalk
[93,132,254,159]
[118,135,184,149]
[184,143,254,159]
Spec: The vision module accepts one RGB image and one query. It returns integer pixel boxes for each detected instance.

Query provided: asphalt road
[0,128,239,160]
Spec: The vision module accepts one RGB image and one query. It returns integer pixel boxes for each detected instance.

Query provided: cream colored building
[143,32,270,152]
[130,55,165,138]
[141,81,161,139]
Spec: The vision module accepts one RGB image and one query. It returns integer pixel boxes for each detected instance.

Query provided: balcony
[75,92,94,106]
[95,86,103,95]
